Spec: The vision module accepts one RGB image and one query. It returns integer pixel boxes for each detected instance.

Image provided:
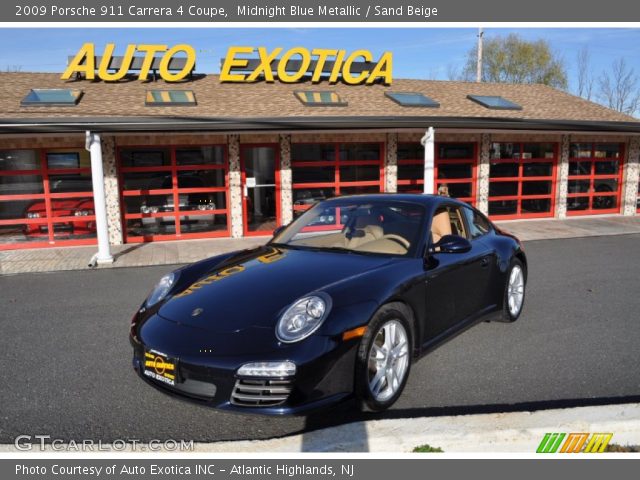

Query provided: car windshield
[272,200,426,257]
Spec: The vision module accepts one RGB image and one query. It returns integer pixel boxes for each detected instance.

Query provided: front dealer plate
[143,349,177,386]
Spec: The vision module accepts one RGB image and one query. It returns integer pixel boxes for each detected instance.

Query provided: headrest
[354,214,380,229]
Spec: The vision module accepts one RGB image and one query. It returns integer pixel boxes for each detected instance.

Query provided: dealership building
[1,65,640,258]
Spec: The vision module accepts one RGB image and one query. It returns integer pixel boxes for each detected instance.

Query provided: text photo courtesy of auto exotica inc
[1,27,640,454]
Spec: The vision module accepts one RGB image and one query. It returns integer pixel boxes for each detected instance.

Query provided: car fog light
[237,361,296,377]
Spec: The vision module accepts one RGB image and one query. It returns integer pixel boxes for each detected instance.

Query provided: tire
[355,302,413,412]
[500,258,526,322]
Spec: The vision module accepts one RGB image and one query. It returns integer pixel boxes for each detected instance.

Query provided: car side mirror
[430,234,472,254]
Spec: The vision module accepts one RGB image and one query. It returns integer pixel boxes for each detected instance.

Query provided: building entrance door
[241,145,280,236]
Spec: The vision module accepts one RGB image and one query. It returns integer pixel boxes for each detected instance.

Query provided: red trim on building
[0,147,96,250]
[291,142,385,214]
[566,143,625,216]
[240,143,282,237]
[488,143,558,220]
[117,144,231,244]
[397,142,478,206]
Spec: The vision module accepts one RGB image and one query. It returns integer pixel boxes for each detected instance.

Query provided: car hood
[157,245,395,334]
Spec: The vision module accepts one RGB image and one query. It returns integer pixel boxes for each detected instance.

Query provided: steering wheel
[381,234,410,249]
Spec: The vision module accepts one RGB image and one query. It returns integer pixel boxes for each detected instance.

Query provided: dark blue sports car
[130,194,527,414]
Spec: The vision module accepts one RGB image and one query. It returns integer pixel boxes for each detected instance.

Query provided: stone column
[477,133,491,215]
[555,135,571,219]
[385,133,398,193]
[279,134,293,225]
[622,136,640,216]
[228,134,244,238]
[100,135,123,246]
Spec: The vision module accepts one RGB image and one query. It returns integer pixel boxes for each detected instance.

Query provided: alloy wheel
[507,265,525,317]
[367,320,410,402]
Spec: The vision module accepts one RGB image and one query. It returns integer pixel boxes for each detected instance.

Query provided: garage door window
[488,142,557,219]
[0,148,96,250]
[568,143,623,215]
[397,142,477,205]
[119,146,229,242]
[291,143,384,214]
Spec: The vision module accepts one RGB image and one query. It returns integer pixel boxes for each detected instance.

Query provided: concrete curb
[192,403,640,453]
[2,403,637,453]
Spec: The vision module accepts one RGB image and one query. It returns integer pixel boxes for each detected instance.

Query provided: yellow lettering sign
[61,43,196,82]
[63,44,393,85]
[219,46,254,82]
[160,44,196,82]
[61,43,96,80]
[97,43,136,81]
[220,46,393,85]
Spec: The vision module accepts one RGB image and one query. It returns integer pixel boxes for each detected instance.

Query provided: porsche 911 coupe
[130,194,527,414]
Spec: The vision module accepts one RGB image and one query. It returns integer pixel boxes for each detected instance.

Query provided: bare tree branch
[446,63,461,81]
[576,47,594,100]
[597,58,640,116]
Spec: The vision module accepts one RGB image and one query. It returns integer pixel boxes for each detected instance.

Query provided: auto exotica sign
[62,43,394,85]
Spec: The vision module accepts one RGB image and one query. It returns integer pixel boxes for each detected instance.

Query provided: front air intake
[231,378,293,407]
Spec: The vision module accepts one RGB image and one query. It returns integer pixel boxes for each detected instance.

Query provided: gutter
[1,116,640,134]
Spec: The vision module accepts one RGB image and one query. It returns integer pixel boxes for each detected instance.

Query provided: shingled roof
[0,72,639,133]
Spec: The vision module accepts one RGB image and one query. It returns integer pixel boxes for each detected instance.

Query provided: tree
[462,33,568,89]
[446,63,461,81]
[597,58,640,116]
[576,47,594,100]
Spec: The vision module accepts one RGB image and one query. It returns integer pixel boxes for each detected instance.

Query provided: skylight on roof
[21,89,83,106]
[385,92,440,107]
[145,90,196,106]
[467,95,522,110]
[294,91,347,107]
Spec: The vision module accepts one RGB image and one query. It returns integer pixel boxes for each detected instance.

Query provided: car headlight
[145,272,177,308]
[26,212,40,219]
[276,294,332,343]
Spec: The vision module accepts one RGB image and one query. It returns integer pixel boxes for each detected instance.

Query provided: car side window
[431,205,468,243]
[463,207,491,239]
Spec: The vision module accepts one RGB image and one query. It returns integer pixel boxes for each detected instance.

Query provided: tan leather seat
[346,215,384,249]
[431,210,452,243]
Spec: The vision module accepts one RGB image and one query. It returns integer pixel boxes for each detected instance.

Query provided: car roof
[322,193,469,209]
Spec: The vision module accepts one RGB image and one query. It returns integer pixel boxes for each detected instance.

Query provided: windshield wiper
[268,242,302,250]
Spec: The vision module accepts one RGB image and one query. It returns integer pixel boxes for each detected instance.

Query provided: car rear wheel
[500,258,526,322]
[355,303,413,412]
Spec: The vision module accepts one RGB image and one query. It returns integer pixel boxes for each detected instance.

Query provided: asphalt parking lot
[1,234,640,444]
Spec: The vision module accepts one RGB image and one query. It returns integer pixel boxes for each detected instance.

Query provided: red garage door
[397,142,478,206]
[0,148,96,250]
[488,142,558,219]
[567,143,624,215]
[291,142,384,214]
[119,145,230,243]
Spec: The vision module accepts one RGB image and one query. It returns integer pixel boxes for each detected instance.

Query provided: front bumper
[130,333,359,415]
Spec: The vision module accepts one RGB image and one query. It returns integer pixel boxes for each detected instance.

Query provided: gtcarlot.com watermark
[14,435,194,452]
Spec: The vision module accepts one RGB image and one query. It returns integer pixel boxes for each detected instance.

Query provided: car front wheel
[500,258,526,322]
[355,303,413,412]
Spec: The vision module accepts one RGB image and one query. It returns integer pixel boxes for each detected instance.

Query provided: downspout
[420,127,435,194]
[85,131,113,266]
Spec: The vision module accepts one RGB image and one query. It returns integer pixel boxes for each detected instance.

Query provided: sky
[0,27,638,96]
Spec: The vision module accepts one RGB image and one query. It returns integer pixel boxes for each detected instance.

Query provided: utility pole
[476,27,484,83]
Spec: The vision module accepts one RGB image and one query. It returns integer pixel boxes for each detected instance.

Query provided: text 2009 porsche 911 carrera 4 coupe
[130,194,527,414]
